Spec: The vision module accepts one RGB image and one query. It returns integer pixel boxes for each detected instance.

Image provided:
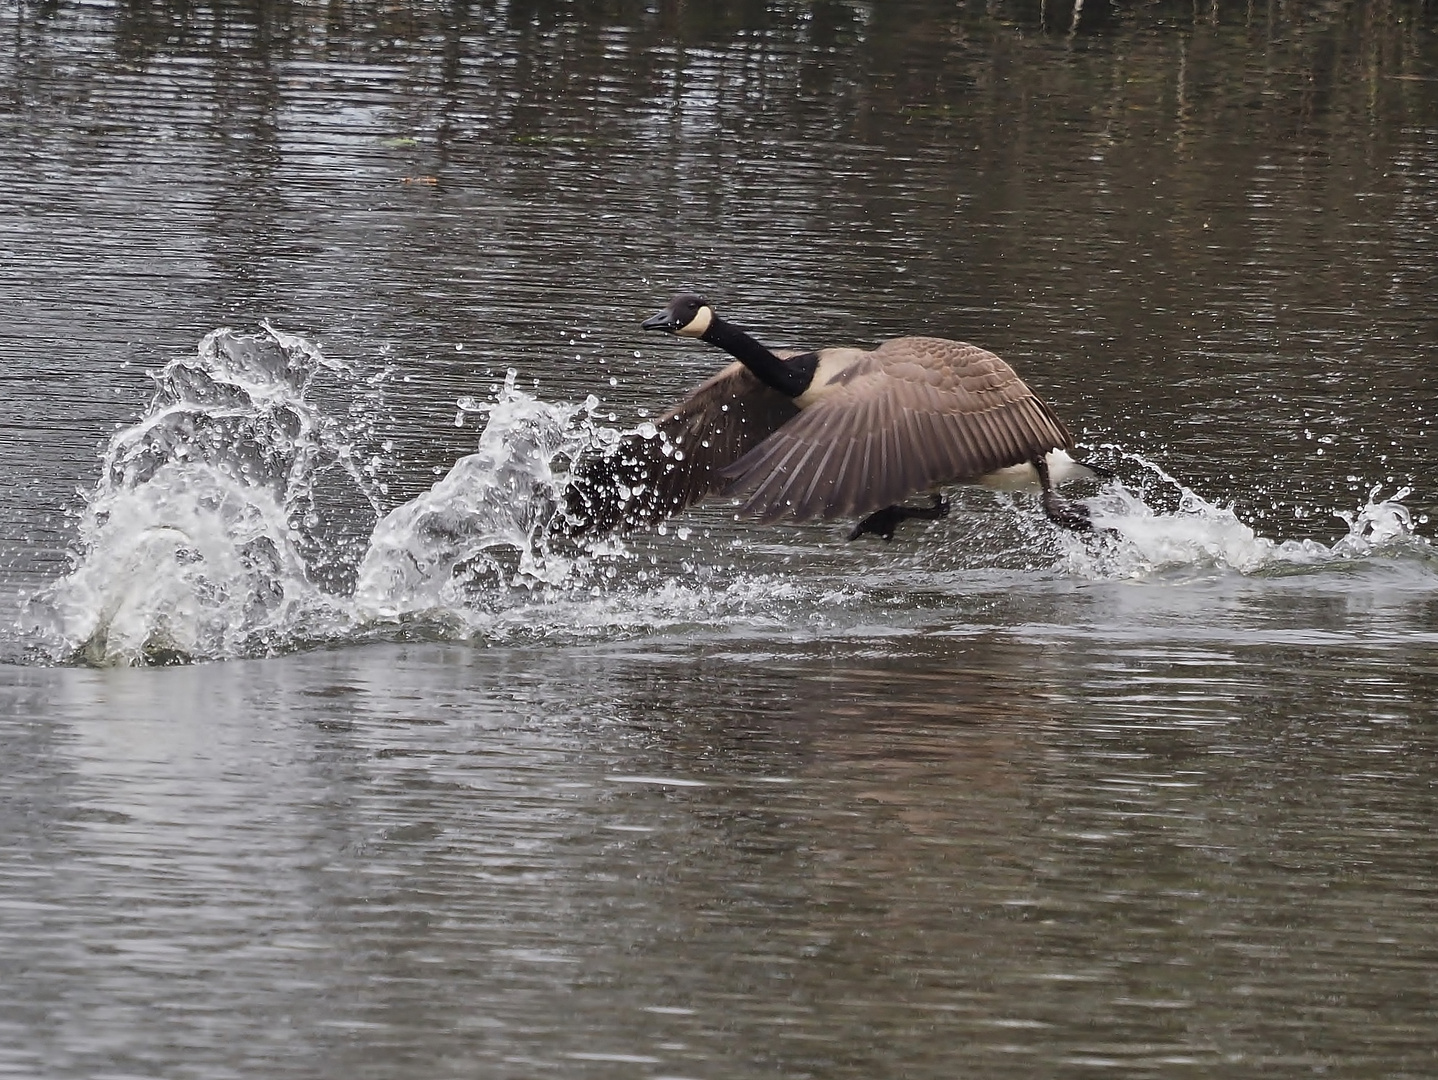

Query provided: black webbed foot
[1042,489,1094,532]
[1030,455,1094,533]
[848,506,905,542]
[847,494,949,542]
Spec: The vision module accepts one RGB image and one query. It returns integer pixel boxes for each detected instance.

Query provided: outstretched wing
[566,361,801,534]
[718,337,1074,524]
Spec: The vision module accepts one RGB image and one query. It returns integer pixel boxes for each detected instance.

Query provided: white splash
[352,372,593,619]
[35,329,837,664]
[1058,451,1427,580]
[42,326,377,665]
[29,329,1433,665]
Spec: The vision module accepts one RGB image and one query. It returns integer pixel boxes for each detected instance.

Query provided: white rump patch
[978,450,1099,491]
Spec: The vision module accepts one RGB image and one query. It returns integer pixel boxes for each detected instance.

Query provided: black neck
[700,316,817,398]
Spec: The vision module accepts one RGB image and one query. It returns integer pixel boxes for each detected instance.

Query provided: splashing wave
[39,326,379,664]
[19,329,1434,665]
[1058,452,1431,581]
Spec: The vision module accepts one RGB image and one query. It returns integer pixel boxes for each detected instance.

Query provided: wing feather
[566,362,799,534]
[763,436,826,521]
[721,337,1073,523]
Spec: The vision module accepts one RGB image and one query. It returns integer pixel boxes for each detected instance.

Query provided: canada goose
[565,293,1102,540]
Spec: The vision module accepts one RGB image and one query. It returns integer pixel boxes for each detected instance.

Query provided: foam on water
[18,330,1435,665]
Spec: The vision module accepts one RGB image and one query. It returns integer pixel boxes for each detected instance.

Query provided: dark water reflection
[3,0,1436,562]
[4,629,1438,1078]
[3,1,1438,1077]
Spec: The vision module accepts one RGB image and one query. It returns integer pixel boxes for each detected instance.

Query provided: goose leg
[847,493,949,542]
[1034,456,1093,532]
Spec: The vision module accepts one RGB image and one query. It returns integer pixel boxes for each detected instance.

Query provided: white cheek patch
[677,306,713,337]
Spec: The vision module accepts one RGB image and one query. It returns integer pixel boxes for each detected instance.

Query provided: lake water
[2,2,1437,1077]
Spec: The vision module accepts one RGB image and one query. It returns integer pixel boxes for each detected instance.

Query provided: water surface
[2,2,1437,1077]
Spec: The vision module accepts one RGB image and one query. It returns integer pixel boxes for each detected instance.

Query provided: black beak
[640,309,674,332]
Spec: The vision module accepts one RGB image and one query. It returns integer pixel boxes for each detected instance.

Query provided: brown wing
[717,337,1074,524]
[566,361,800,534]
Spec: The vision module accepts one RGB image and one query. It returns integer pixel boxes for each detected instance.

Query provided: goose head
[641,293,714,338]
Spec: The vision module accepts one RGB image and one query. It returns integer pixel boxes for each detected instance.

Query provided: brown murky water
[2,3,1437,1077]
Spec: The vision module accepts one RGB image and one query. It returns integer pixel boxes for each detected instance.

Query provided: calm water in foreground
[2,2,1437,1077]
